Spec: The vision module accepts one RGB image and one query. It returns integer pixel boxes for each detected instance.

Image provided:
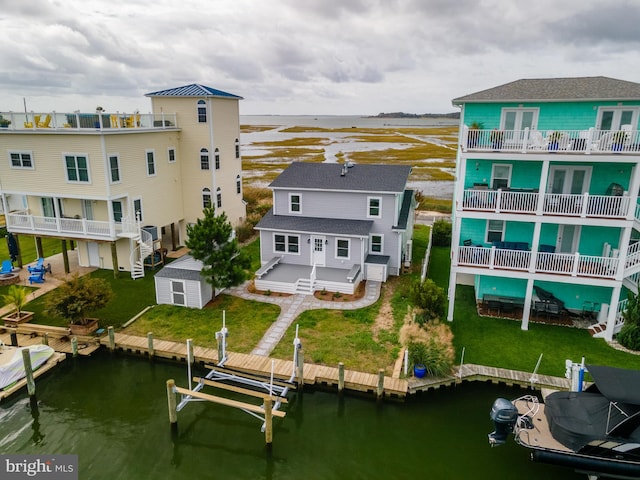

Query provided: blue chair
[0,260,13,274]
[28,258,45,274]
[28,271,45,284]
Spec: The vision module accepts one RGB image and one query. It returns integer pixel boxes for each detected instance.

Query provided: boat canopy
[587,365,640,406]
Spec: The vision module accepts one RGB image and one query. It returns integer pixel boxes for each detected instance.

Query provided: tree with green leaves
[186,208,250,292]
[619,284,640,351]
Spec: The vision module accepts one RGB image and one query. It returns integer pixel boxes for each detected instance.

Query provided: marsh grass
[346,144,456,164]
[412,167,455,181]
[417,196,453,212]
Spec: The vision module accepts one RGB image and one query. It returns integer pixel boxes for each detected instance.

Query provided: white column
[521,278,535,330]
[536,160,550,215]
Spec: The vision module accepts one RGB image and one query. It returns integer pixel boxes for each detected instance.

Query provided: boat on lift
[488,365,640,479]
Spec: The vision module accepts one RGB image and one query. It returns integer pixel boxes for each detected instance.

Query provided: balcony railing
[462,127,640,154]
[6,211,136,240]
[0,111,177,131]
[462,188,630,218]
[458,246,619,279]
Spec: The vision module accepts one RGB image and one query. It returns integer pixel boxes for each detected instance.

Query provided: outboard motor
[488,398,519,446]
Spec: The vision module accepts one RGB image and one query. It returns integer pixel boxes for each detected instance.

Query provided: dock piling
[147,332,154,358]
[338,362,345,392]
[167,379,178,431]
[108,326,115,351]
[296,348,304,387]
[42,333,49,346]
[264,397,273,447]
[21,348,36,397]
[377,369,384,400]
[71,336,78,357]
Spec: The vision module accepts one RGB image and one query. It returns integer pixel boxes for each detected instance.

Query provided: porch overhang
[255,210,373,237]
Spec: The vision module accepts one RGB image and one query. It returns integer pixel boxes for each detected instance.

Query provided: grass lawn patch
[123,295,280,353]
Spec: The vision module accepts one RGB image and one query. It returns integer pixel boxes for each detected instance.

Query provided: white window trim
[197,99,207,123]
[500,107,539,131]
[491,163,512,190]
[214,148,220,170]
[63,153,91,183]
[595,106,639,131]
[133,196,143,222]
[289,193,302,214]
[367,196,382,219]
[200,148,210,170]
[168,147,176,163]
[170,279,186,306]
[336,238,350,260]
[108,153,121,184]
[273,233,301,255]
[236,175,242,194]
[9,150,34,169]
[370,234,384,254]
[485,219,505,243]
[216,187,222,208]
[202,188,212,209]
[145,149,156,177]
[112,200,123,222]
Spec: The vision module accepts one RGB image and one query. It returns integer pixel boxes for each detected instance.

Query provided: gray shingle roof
[452,76,640,104]
[255,209,374,236]
[155,255,204,281]
[269,162,411,193]
[146,84,243,99]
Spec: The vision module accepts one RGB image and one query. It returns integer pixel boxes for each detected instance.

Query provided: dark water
[0,352,582,479]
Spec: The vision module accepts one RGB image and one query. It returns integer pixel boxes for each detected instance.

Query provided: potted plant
[490,129,504,150]
[548,131,563,151]
[2,285,34,326]
[45,275,113,335]
[0,116,11,128]
[408,341,429,378]
[612,130,628,152]
[467,121,484,148]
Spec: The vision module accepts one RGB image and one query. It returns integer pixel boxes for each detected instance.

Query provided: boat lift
[167,314,303,445]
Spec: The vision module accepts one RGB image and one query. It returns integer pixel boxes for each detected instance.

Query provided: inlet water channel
[0,351,582,479]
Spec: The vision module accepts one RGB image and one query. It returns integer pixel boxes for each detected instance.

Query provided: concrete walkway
[226,280,381,356]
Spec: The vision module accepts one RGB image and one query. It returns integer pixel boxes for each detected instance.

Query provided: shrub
[431,219,452,246]
[235,222,255,243]
[409,278,446,321]
[45,275,113,325]
[407,338,453,377]
[617,323,640,351]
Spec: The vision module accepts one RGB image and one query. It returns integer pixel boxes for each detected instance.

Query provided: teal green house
[448,77,640,341]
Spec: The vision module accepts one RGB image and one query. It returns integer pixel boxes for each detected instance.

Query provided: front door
[557,224,581,253]
[549,166,590,195]
[87,242,100,267]
[311,236,326,266]
[82,199,94,220]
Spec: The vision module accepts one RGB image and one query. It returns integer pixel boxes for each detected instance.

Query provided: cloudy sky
[2,0,640,116]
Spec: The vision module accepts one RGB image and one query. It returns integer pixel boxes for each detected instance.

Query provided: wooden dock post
[264,397,273,448]
[166,379,178,431]
[338,362,345,392]
[108,326,115,351]
[21,349,36,397]
[296,348,304,387]
[10,330,17,347]
[42,333,49,346]
[147,332,154,359]
[71,337,78,357]
[187,338,194,364]
[377,369,384,400]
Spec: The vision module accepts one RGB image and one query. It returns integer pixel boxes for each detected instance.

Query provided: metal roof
[452,76,640,104]
[145,84,243,99]
[255,209,374,236]
[269,162,411,193]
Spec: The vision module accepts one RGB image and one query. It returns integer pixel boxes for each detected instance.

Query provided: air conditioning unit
[142,225,158,241]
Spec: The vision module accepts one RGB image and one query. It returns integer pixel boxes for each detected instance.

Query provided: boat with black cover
[488,365,640,479]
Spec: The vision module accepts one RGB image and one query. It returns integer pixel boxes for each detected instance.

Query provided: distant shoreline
[370,112,460,119]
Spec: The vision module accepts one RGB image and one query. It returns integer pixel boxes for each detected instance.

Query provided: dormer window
[197,100,207,123]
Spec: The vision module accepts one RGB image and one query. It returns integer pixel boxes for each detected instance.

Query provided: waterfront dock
[0,347,66,401]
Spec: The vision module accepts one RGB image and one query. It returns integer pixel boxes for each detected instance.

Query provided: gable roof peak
[145,83,243,99]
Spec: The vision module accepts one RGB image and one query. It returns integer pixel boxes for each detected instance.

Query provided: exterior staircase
[295,278,313,294]
[130,227,154,280]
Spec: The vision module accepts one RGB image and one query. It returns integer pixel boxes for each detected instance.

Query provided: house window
[597,107,639,131]
[274,234,300,254]
[368,197,381,218]
[9,151,33,169]
[112,201,123,222]
[500,108,538,131]
[215,148,220,170]
[41,197,55,218]
[486,220,504,243]
[370,234,383,253]
[491,164,511,189]
[200,148,210,170]
[236,175,241,194]
[171,280,185,306]
[216,187,222,208]
[133,198,143,222]
[168,147,176,163]
[289,194,301,213]
[109,155,120,183]
[65,154,90,182]
[197,100,207,123]
[235,139,240,158]
[336,238,350,259]
[146,150,156,176]
[202,188,212,209]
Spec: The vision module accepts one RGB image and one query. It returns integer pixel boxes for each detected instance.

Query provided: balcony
[462,127,640,155]
[0,111,177,132]
[462,188,630,219]
[457,246,620,280]
[6,211,139,241]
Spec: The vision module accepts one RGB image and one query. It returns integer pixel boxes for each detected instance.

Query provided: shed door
[171,280,185,306]
[367,264,384,282]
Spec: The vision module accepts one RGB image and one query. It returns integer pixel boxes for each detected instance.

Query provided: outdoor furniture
[0,260,13,274]
[486,300,501,316]
[28,270,45,284]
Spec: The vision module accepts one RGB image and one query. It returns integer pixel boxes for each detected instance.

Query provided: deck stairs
[588,298,626,338]
[295,264,316,294]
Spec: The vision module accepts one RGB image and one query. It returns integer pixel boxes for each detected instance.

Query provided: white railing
[458,246,619,279]
[626,241,640,270]
[0,111,178,131]
[7,212,124,239]
[462,189,630,218]
[462,126,640,154]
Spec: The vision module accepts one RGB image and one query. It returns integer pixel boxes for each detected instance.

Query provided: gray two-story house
[254,162,415,294]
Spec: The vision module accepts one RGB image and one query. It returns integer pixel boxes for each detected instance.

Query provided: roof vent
[340,164,347,176]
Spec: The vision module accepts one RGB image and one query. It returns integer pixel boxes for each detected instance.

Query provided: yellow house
[0,84,246,278]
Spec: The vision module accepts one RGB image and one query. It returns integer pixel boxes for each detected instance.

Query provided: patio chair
[0,260,12,274]
[500,302,515,318]
[28,271,45,284]
[487,300,501,316]
[37,114,51,128]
